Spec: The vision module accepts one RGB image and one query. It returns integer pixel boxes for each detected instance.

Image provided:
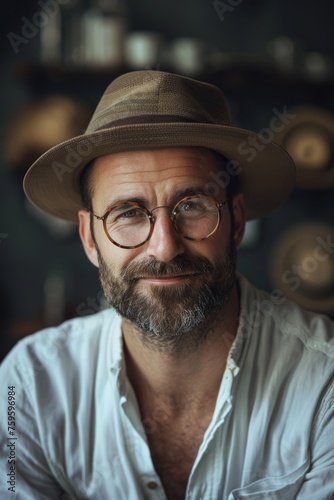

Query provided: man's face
[79,147,245,350]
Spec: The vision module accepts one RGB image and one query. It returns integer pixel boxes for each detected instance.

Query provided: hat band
[95,114,214,131]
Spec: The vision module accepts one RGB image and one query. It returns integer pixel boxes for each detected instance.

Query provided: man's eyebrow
[103,187,209,212]
[103,195,147,212]
[173,187,208,200]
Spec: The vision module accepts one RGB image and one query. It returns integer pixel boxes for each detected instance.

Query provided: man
[1,70,333,499]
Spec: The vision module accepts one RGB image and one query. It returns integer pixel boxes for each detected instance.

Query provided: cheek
[181,240,224,269]
[97,240,142,275]
[196,227,232,256]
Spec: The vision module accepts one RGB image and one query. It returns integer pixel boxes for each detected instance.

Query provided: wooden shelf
[14,60,334,90]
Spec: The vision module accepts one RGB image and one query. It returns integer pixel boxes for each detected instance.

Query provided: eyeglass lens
[104,196,220,248]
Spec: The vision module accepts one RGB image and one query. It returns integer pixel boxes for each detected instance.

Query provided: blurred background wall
[1,0,334,359]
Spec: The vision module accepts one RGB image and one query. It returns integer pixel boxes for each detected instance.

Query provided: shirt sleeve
[296,378,334,499]
[0,341,65,500]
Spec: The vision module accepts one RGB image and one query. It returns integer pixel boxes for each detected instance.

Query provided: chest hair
[144,406,213,500]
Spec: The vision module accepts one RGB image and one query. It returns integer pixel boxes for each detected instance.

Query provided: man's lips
[136,272,199,284]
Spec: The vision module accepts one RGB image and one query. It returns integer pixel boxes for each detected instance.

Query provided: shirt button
[147,481,158,490]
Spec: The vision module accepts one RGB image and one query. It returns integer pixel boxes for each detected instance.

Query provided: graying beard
[124,284,223,336]
[97,248,235,356]
[124,286,232,355]
[107,277,234,355]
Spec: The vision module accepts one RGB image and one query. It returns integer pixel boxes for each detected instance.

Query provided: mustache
[122,254,215,282]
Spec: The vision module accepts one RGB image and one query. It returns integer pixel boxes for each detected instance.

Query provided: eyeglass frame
[90,194,231,249]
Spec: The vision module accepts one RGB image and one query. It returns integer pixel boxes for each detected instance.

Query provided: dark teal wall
[1,0,334,359]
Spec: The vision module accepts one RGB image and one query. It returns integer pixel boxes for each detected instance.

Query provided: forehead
[90,147,223,203]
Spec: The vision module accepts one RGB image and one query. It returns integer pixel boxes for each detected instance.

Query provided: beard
[97,243,236,354]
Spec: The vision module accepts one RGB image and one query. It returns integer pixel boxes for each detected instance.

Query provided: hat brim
[23,122,296,222]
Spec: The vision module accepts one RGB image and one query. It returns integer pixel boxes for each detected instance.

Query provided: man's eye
[183,202,198,211]
[119,209,138,218]
[112,207,147,223]
[180,201,205,213]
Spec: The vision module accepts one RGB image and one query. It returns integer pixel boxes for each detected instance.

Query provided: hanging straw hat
[269,222,334,314]
[5,95,91,172]
[23,70,295,222]
[273,105,334,189]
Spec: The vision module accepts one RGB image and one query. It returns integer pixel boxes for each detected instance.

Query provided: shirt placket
[119,376,168,500]
[185,359,240,500]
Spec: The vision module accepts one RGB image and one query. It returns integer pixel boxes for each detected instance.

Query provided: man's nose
[145,207,185,262]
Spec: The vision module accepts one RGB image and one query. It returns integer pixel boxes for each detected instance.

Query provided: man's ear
[78,210,99,268]
[232,193,246,249]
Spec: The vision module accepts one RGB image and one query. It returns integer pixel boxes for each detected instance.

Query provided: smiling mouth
[136,273,200,284]
[138,272,198,279]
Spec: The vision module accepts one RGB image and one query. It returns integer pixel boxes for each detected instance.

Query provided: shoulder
[237,275,334,419]
[0,309,122,489]
[0,308,121,388]
[238,273,334,353]
[237,274,334,390]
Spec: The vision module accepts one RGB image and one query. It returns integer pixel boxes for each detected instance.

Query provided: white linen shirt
[1,274,334,499]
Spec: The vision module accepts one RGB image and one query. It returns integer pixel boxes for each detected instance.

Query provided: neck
[122,283,240,409]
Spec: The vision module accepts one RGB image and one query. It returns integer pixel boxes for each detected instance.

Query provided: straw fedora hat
[23,70,295,222]
[5,95,91,171]
[273,105,334,189]
[269,222,334,314]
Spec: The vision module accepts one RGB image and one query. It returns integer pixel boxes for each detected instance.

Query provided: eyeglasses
[91,194,230,249]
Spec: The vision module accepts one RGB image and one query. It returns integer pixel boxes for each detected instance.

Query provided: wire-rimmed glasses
[91,194,229,249]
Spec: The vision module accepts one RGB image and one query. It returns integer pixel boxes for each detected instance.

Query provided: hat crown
[86,71,232,133]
